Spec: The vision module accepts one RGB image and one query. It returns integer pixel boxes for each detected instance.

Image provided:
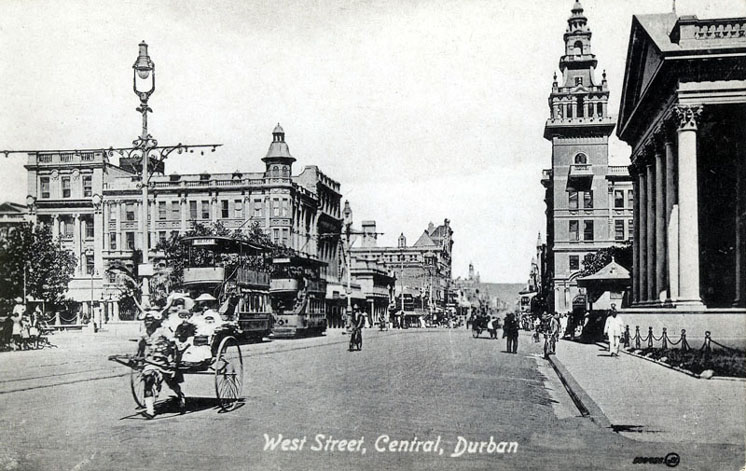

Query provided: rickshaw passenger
[137,310,185,419]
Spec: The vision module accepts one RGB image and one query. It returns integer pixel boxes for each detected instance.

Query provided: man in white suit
[603,304,624,357]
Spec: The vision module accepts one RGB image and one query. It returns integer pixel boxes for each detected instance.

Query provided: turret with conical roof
[262,123,296,181]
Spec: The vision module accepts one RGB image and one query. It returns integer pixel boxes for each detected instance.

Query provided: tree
[579,242,633,277]
[0,222,77,312]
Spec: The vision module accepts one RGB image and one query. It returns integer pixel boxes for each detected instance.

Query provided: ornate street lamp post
[343,200,353,326]
[132,41,156,307]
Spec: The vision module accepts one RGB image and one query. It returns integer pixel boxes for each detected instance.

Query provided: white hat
[195,293,217,302]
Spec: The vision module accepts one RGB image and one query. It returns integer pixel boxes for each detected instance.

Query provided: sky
[1,0,744,283]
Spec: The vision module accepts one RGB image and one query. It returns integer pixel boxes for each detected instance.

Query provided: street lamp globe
[133,41,155,99]
[343,200,352,227]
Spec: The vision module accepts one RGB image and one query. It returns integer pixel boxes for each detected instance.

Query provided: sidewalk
[547,339,746,445]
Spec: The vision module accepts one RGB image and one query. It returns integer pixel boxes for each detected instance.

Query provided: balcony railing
[270,278,299,292]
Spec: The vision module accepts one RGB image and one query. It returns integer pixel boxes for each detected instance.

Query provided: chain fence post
[635,325,641,349]
[680,329,689,352]
[662,327,668,349]
[623,325,630,348]
[701,330,712,354]
[648,326,654,348]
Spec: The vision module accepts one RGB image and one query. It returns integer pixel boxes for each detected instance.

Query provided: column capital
[674,105,703,132]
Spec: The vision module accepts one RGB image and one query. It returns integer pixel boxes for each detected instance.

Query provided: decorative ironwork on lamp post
[120,41,223,307]
[343,200,353,324]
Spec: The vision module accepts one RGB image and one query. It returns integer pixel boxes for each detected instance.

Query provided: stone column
[632,174,640,304]
[115,202,122,252]
[646,161,655,302]
[52,214,59,239]
[180,196,187,234]
[665,128,679,302]
[638,170,648,302]
[674,105,704,308]
[734,144,745,307]
[73,214,82,274]
[655,139,667,302]
[211,195,218,223]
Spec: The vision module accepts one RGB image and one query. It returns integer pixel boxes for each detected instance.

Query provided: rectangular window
[583,191,593,209]
[234,200,243,218]
[273,228,280,243]
[171,201,180,220]
[62,177,71,198]
[569,220,579,241]
[125,203,135,221]
[614,190,624,209]
[628,219,634,240]
[615,220,625,241]
[221,200,229,219]
[568,191,578,210]
[62,220,73,238]
[85,220,94,239]
[189,201,197,220]
[158,231,167,244]
[201,201,210,220]
[110,233,117,250]
[569,255,579,271]
[158,201,167,220]
[566,103,573,119]
[273,198,280,217]
[627,190,634,209]
[254,199,263,218]
[40,177,50,199]
[282,199,289,217]
[86,257,95,276]
[126,232,135,250]
[584,220,594,241]
[83,175,92,197]
[281,228,289,246]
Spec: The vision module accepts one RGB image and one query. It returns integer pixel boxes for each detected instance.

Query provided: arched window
[272,166,279,177]
[574,41,583,55]
[282,166,289,177]
[574,153,588,165]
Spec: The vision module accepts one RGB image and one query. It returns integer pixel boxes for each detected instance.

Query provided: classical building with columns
[616,12,746,344]
[541,1,634,314]
[24,124,344,321]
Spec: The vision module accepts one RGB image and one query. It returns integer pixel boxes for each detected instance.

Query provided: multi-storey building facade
[349,219,453,312]
[25,124,343,320]
[618,12,746,312]
[541,2,633,314]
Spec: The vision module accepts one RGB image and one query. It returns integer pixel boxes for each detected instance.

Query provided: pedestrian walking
[603,304,624,357]
[487,317,497,339]
[10,298,24,351]
[503,313,519,353]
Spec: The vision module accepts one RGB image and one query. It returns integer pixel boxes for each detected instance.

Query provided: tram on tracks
[270,255,327,338]
[180,236,274,340]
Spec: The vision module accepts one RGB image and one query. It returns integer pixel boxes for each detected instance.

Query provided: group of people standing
[1,298,48,351]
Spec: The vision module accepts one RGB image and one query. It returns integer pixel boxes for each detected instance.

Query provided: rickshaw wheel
[130,365,146,409]
[214,336,243,411]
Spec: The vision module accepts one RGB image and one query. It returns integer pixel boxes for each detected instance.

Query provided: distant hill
[477,283,525,307]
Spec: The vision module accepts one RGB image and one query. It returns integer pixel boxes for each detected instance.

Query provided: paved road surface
[0,329,742,470]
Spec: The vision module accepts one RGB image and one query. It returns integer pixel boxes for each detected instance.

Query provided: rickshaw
[109,302,244,414]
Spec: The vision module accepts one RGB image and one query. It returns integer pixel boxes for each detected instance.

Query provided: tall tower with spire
[540,2,632,314]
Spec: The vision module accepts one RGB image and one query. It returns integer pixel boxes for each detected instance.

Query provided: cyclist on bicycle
[348,305,365,351]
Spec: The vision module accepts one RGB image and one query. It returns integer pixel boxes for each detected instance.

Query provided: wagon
[109,324,244,413]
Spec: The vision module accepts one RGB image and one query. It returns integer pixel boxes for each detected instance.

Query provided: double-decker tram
[270,255,327,338]
[180,236,273,340]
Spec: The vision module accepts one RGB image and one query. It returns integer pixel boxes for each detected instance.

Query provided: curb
[598,342,746,382]
[545,353,612,429]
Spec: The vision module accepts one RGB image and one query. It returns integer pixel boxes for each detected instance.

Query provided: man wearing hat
[136,309,185,418]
